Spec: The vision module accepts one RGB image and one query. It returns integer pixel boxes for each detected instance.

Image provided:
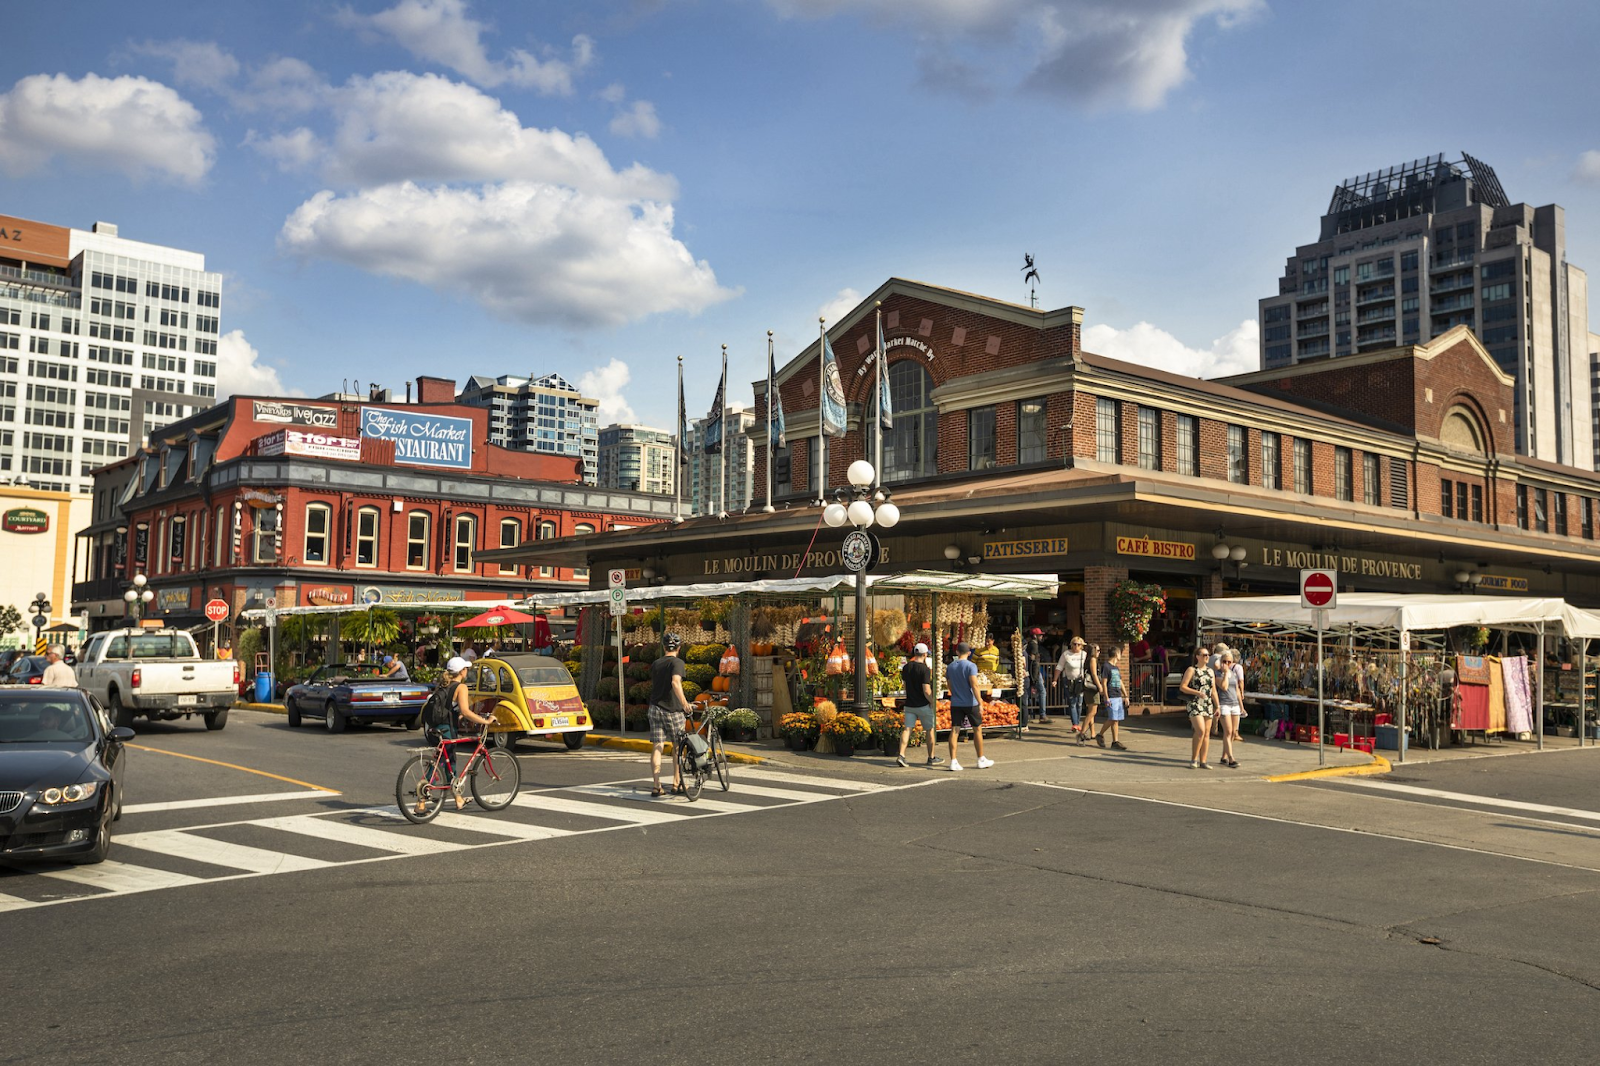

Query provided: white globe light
[133,573,148,587]
[823,502,848,527]
[124,590,137,603]
[847,499,875,527]
[875,502,900,528]
[847,460,875,488]
[1211,544,1231,560]
[142,590,154,603]
[1229,546,1247,562]
[1454,570,1471,584]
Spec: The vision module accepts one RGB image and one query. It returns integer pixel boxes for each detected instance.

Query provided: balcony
[0,264,74,291]
[1297,320,1329,338]
[1431,250,1476,270]
[1430,274,1474,295]
[1430,293,1475,313]
[1356,286,1395,306]
[1356,306,1396,324]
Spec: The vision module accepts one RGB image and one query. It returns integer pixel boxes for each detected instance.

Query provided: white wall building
[685,403,755,516]
[456,372,599,483]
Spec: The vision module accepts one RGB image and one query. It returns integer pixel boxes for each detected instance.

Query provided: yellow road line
[126,744,340,794]
[1265,753,1392,783]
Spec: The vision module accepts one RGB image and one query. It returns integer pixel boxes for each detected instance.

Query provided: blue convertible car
[284,664,431,734]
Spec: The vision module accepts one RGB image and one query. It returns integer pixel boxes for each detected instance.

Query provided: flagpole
[719,343,729,516]
[675,356,684,523]
[763,330,775,513]
[817,317,827,506]
[874,302,884,489]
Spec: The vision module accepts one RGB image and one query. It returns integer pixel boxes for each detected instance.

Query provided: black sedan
[285,664,431,734]
[0,689,132,864]
[3,656,49,686]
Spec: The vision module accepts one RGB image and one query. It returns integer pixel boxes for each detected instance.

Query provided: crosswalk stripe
[40,860,205,894]
[115,830,333,875]
[368,808,573,841]
[512,793,693,825]
[565,783,760,815]
[251,814,470,856]
[122,791,339,815]
[1346,780,1600,822]
[721,782,839,802]
[738,770,885,793]
[0,892,37,913]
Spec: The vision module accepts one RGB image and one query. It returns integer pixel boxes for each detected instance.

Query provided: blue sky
[3,0,1599,430]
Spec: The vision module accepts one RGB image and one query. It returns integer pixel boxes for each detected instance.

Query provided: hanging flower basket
[1108,580,1167,642]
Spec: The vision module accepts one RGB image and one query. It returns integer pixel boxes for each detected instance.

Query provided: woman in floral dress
[1179,646,1217,769]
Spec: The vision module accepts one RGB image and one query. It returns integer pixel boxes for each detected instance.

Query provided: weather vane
[1022,253,1040,308]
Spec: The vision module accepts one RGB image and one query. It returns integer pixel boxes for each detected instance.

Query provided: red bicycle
[395,721,521,824]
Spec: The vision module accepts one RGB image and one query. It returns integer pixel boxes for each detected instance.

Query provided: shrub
[626,681,653,704]
[778,711,818,741]
[563,660,581,676]
[820,713,871,745]
[625,662,652,682]
[588,701,620,729]
[686,643,723,665]
[596,677,619,700]
[681,681,702,702]
[684,663,717,688]
[720,707,759,731]
[624,706,649,732]
[567,645,583,661]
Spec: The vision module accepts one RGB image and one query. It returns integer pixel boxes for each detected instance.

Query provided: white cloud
[1082,318,1258,378]
[609,99,661,139]
[245,126,323,170]
[279,181,736,329]
[1576,150,1600,185]
[337,0,594,93]
[817,288,863,326]
[217,330,300,398]
[243,57,330,113]
[0,73,214,183]
[578,358,637,423]
[128,39,241,94]
[768,0,1261,110]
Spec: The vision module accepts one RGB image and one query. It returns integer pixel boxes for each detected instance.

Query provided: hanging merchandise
[864,645,878,676]
[719,644,741,676]
[826,642,848,675]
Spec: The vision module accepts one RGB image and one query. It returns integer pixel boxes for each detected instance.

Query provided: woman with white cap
[430,656,496,810]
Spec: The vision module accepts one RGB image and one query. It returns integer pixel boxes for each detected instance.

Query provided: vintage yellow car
[466,654,591,751]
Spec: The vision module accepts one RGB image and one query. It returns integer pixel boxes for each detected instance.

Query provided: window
[214,505,226,566]
[1226,425,1247,484]
[1362,454,1379,505]
[253,507,279,564]
[968,406,996,470]
[453,514,476,572]
[538,520,556,578]
[573,523,594,581]
[1555,493,1568,536]
[1516,485,1528,530]
[883,361,937,482]
[1584,499,1594,541]
[1293,439,1311,494]
[1482,283,1512,303]
[1441,478,1455,518]
[1471,484,1483,524]
[407,512,430,569]
[1534,488,1548,533]
[1175,415,1199,476]
[1137,407,1160,471]
[498,519,521,575]
[1017,399,1047,464]
[1333,266,1349,286]
[356,507,380,567]
[304,503,331,564]
[1095,398,1119,463]
[1261,432,1280,490]
[1334,448,1352,501]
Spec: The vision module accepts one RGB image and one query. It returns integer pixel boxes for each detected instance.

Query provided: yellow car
[467,654,591,751]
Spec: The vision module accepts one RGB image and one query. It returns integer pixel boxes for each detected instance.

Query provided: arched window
[498,519,521,575]
[355,507,381,567]
[304,503,331,564]
[573,523,594,581]
[407,511,431,569]
[453,514,477,572]
[1440,405,1487,454]
[883,360,937,482]
[538,520,556,577]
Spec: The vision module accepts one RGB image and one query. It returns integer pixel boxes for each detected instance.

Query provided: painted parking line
[1343,779,1600,822]
[126,744,338,794]
[122,790,341,815]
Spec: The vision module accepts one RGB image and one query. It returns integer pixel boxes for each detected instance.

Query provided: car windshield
[0,697,93,744]
[315,664,385,681]
[515,665,573,687]
[9,657,47,678]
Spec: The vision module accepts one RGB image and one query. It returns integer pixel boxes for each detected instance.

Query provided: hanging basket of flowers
[1108,580,1167,641]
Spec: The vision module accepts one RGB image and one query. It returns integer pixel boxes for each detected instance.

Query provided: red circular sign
[204,599,230,623]
[1302,571,1335,607]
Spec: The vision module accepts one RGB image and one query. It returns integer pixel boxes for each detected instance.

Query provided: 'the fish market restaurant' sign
[360,408,472,469]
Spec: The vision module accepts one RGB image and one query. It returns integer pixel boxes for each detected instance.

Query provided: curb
[237,702,286,714]
[1265,752,1392,783]
[587,733,767,765]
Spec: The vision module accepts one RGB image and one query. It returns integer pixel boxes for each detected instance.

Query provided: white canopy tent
[1197,593,1586,760]
[527,570,1061,608]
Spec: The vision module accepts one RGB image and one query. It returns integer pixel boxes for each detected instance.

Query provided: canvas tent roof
[529,571,1060,608]
[1197,593,1571,634]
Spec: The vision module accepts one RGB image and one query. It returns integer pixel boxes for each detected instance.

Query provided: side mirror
[110,727,136,742]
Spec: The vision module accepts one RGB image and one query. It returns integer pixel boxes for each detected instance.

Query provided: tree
[0,605,22,640]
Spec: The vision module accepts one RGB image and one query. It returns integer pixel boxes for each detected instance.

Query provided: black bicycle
[675,709,730,801]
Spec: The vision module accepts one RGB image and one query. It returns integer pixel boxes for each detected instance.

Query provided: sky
[3,0,1599,430]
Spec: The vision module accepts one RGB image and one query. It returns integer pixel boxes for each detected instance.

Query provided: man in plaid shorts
[648,634,691,797]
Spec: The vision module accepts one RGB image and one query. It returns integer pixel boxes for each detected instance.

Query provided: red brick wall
[1081,565,1129,648]
[1197,419,1228,481]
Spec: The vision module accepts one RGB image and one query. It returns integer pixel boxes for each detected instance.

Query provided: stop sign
[1300,569,1337,609]
[204,598,230,623]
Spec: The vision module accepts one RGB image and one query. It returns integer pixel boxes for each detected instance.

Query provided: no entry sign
[1300,568,1337,610]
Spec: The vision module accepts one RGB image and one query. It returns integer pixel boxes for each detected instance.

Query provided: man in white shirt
[42,645,77,688]
[461,643,478,663]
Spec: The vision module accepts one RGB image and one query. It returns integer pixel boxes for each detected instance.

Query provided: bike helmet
[662,634,683,651]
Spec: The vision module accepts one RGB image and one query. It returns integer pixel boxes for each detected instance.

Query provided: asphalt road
[4,711,1600,1065]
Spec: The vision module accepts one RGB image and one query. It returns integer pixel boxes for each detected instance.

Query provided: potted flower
[719,707,760,742]
[779,711,819,750]
[821,712,871,756]
[869,711,903,755]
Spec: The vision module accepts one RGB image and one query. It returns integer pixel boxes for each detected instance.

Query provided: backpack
[423,681,460,731]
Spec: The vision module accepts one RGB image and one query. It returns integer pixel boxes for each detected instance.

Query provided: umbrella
[454,606,538,629]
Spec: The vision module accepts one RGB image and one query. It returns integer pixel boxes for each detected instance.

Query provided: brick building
[71,376,674,638]
[484,278,1600,653]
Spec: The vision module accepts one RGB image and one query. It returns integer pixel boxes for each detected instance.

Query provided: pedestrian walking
[1025,628,1049,724]
[647,635,691,797]
[1179,646,1217,769]
[1081,643,1103,746]
[42,645,77,688]
[1092,644,1128,750]
[945,642,992,771]
[1053,636,1089,735]
[895,643,942,768]
[1216,646,1244,767]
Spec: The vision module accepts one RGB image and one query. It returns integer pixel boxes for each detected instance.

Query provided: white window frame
[453,514,477,573]
[304,503,331,565]
[356,506,380,568]
[538,520,556,577]
[498,518,520,575]
[406,512,430,570]
[572,523,594,581]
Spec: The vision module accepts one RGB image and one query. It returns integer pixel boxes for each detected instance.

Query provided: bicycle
[674,708,730,801]
[395,720,521,824]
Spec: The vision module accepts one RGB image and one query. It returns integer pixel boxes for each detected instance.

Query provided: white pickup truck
[75,628,240,731]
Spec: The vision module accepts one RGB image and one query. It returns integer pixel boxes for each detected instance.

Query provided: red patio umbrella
[454,606,538,628]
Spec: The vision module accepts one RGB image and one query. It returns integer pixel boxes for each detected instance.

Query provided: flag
[677,362,688,468]
[876,313,893,431]
[820,332,847,438]
[768,349,787,450]
[704,365,725,454]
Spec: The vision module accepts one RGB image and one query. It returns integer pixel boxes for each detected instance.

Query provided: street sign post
[205,599,229,659]
[1300,569,1337,766]
[608,569,628,735]
[608,569,627,589]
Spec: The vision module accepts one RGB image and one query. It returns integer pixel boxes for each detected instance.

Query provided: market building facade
[70,377,674,642]
[483,278,1600,670]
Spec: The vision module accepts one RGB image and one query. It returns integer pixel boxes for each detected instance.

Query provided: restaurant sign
[1116,536,1195,560]
[359,585,469,605]
[156,587,193,612]
[1476,574,1530,593]
[1256,546,1423,581]
[360,408,472,469]
[2,507,49,534]
[702,544,892,576]
[253,401,338,428]
[258,429,362,462]
[299,584,355,607]
[982,537,1069,561]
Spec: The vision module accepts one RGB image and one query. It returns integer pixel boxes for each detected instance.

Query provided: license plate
[176,695,196,706]
[550,716,569,727]
[383,692,399,703]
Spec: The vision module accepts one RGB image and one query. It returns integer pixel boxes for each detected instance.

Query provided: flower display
[1108,580,1167,641]
[778,711,819,741]
[819,713,871,745]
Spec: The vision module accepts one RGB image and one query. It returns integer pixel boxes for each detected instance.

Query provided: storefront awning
[526,570,1061,608]
[1198,593,1569,634]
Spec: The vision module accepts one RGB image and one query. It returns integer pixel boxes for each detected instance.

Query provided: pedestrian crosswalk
[0,769,928,914]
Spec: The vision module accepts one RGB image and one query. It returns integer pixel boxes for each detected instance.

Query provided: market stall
[1198,594,1575,762]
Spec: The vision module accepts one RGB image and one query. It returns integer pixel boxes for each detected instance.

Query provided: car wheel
[287,701,302,728]
[563,730,587,751]
[204,709,228,731]
[404,713,422,731]
[108,690,135,730]
[325,702,346,733]
[491,730,520,751]
[77,820,111,865]
[113,786,123,822]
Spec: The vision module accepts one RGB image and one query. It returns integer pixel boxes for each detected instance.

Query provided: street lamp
[823,459,901,715]
[28,592,50,652]
[123,573,153,623]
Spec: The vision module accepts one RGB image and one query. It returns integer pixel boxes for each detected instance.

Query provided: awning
[525,570,1060,608]
[1197,593,1570,635]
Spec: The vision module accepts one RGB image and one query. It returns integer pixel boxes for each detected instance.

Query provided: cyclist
[423,656,496,812]
[647,634,691,797]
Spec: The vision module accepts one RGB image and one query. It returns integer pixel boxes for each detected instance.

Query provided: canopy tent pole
[1398,627,1408,764]
[1581,639,1589,748]
[1536,622,1545,751]
[931,591,942,704]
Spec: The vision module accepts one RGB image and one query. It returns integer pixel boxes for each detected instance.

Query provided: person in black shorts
[895,642,942,768]
[648,634,690,797]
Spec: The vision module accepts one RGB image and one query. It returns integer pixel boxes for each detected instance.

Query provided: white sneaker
[976,756,995,769]
[949,759,964,772]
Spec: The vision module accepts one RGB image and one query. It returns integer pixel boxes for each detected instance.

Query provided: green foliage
[626,681,653,704]
[596,677,619,700]
[237,626,263,668]
[1108,580,1167,642]
[681,681,702,701]
[684,663,717,688]
[627,643,662,662]
[719,707,759,730]
[341,608,403,646]
[588,701,620,729]
[566,645,583,661]
[686,643,723,665]
[563,660,581,675]
[0,605,21,637]
[625,662,652,682]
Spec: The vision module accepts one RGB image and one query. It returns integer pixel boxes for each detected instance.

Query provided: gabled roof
[1220,326,1514,389]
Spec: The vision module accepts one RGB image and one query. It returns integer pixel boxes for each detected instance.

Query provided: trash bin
[254,671,273,703]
